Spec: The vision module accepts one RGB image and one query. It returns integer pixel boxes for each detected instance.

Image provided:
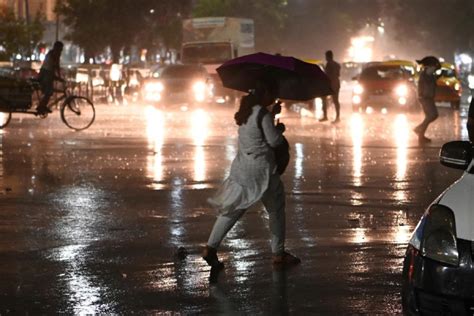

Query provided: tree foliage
[388,0,474,58]
[0,5,44,61]
[57,0,191,63]
[192,0,288,52]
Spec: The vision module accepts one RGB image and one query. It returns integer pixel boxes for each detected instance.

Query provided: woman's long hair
[234,93,258,126]
[234,80,277,126]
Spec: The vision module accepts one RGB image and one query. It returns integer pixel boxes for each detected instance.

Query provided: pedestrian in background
[320,50,341,123]
[203,80,301,270]
[414,60,440,144]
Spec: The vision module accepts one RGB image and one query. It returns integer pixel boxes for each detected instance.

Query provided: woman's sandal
[272,251,301,267]
[202,246,224,269]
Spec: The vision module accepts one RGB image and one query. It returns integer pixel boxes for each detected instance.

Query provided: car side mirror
[440,141,473,170]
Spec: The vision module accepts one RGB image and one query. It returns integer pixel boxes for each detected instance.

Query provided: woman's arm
[261,112,283,147]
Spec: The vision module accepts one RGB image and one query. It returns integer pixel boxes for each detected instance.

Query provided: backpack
[257,107,290,175]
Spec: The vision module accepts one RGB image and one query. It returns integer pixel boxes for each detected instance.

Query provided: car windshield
[182,43,232,64]
[360,65,407,81]
[160,66,206,79]
[437,68,456,78]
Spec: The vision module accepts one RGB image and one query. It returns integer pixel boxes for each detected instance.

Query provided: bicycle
[0,78,95,131]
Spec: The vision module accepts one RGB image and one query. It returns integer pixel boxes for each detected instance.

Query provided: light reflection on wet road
[0,101,469,314]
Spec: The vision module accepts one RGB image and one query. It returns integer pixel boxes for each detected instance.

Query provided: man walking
[320,50,341,123]
[413,58,440,144]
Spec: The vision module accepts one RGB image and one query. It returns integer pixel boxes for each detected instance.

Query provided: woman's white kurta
[208,105,284,215]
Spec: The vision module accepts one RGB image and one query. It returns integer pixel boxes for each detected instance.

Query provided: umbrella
[416,56,441,68]
[216,52,332,101]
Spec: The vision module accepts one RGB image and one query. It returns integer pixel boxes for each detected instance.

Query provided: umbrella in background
[416,56,441,68]
[217,52,332,101]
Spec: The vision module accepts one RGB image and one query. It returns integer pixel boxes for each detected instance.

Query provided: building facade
[0,0,57,22]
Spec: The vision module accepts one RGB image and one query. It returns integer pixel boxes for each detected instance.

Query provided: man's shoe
[332,117,340,124]
[272,251,301,267]
[202,246,224,269]
[36,106,52,114]
[318,117,328,122]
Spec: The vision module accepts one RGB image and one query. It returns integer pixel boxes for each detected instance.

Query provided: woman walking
[203,81,300,269]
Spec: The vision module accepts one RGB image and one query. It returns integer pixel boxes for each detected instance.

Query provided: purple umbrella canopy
[217,52,333,101]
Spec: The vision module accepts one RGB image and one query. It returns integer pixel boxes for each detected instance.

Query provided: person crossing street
[319,50,341,123]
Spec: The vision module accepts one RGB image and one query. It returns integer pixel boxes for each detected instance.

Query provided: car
[402,141,474,315]
[352,61,418,114]
[142,64,213,106]
[435,62,462,110]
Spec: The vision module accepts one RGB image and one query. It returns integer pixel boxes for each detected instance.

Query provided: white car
[402,141,474,315]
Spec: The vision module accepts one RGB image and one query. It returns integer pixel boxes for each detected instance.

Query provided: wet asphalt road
[0,98,469,314]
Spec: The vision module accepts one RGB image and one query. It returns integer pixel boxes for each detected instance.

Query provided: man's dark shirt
[324,60,341,91]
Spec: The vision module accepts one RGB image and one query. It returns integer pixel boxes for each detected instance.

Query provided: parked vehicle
[0,65,38,80]
[402,141,474,315]
[435,62,462,110]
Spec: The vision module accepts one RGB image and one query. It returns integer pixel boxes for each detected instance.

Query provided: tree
[137,0,192,55]
[56,0,107,62]
[388,0,474,60]
[57,0,192,63]
[0,5,45,61]
[192,0,288,52]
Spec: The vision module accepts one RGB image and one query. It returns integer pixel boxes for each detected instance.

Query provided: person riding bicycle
[36,41,64,115]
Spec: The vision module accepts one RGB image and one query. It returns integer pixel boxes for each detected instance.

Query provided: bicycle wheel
[61,96,95,131]
[0,111,12,129]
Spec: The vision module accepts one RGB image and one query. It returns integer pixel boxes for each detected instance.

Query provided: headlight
[193,81,206,93]
[129,77,140,87]
[145,82,164,92]
[353,83,364,94]
[468,75,474,89]
[454,83,461,91]
[395,84,408,97]
[352,95,361,104]
[420,205,459,266]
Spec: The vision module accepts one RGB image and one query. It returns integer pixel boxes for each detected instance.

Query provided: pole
[24,0,31,58]
[55,0,61,41]
[24,0,30,24]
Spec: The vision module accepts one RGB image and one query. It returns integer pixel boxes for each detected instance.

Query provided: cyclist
[36,41,64,114]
